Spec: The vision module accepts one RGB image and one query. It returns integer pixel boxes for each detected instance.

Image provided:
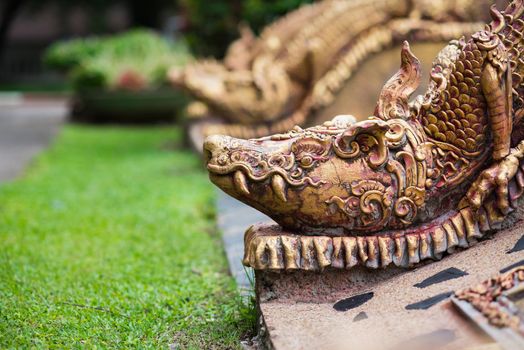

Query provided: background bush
[44,29,191,91]
[180,0,313,58]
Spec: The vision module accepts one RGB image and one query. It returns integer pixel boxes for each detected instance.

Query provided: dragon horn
[375,41,421,121]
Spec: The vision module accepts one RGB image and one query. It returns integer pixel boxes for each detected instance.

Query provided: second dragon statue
[171,0,493,148]
[204,0,524,271]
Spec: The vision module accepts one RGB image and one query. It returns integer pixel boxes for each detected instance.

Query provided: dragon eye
[300,155,313,167]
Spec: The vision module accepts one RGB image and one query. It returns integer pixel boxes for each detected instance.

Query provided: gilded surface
[204,1,524,270]
[172,0,490,140]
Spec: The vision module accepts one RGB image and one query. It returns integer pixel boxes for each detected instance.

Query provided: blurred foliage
[44,29,191,91]
[181,0,313,58]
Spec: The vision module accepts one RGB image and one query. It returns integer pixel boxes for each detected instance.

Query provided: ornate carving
[205,1,524,270]
[242,202,503,270]
[173,0,491,141]
[454,267,524,333]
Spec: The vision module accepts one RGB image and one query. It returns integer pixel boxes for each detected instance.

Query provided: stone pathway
[216,191,273,292]
[0,94,67,181]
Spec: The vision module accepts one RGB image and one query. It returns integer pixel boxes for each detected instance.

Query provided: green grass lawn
[0,126,254,349]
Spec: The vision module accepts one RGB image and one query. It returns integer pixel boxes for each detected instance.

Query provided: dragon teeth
[443,220,459,252]
[331,237,344,268]
[378,236,394,267]
[431,227,448,256]
[460,207,482,242]
[233,170,250,196]
[393,235,407,267]
[451,214,469,247]
[271,174,288,202]
[366,237,380,268]
[419,232,433,260]
[242,201,516,271]
[342,237,359,268]
[407,235,420,265]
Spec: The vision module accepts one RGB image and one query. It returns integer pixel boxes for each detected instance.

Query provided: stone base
[243,201,515,272]
[253,212,524,350]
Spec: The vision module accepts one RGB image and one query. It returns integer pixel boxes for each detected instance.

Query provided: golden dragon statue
[203,0,524,271]
[171,0,492,144]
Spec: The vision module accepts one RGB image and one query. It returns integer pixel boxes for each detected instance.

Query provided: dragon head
[170,55,294,125]
[205,114,430,234]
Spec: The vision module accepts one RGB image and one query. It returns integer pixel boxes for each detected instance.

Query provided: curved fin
[375,41,421,121]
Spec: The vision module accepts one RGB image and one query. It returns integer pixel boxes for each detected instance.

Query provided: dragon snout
[203,134,240,171]
[204,134,226,160]
[203,134,255,198]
